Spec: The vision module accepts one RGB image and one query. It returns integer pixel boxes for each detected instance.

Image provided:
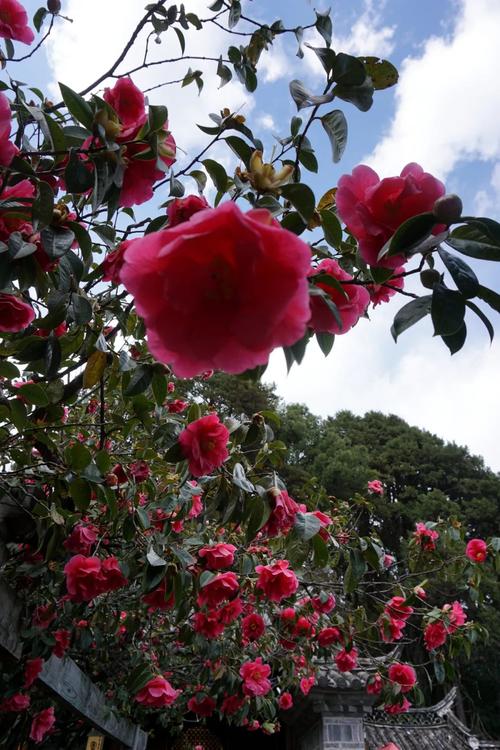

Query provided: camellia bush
[0,0,500,747]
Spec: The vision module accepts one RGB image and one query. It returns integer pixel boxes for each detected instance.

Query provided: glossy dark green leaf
[316,331,335,356]
[280,183,315,222]
[45,335,61,379]
[431,284,466,336]
[332,53,366,86]
[465,300,494,342]
[233,463,254,493]
[321,110,348,164]
[391,295,432,341]
[289,79,335,111]
[437,246,479,298]
[294,511,321,541]
[344,549,367,594]
[32,181,54,230]
[280,211,307,235]
[202,158,228,193]
[305,45,336,74]
[41,225,75,259]
[228,0,241,28]
[124,365,153,397]
[476,285,500,313]
[33,7,48,31]
[59,83,94,130]
[70,293,93,325]
[17,382,49,406]
[298,148,318,173]
[64,149,94,194]
[334,77,374,112]
[441,322,467,354]
[359,56,399,90]
[384,212,436,259]
[315,9,332,46]
[446,224,500,261]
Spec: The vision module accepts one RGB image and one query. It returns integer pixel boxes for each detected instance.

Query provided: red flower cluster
[0,293,35,333]
[308,258,370,335]
[29,707,56,743]
[63,555,127,602]
[63,523,98,556]
[414,522,439,551]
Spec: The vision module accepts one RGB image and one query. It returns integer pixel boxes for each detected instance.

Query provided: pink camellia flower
[384,698,411,715]
[166,398,189,413]
[444,601,467,633]
[278,692,293,710]
[368,269,405,306]
[261,488,303,537]
[24,657,44,689]
[100,556,128,592]
[179,414,229,477]
[335,647,359,673]
[300,676,315,695]
[219,596,243,625]
[240,657,272,697]
[187,694,216,717]
[129,460,150,482]
[52,629,71,659]
[367,479,384,495]
[193,610,226,639]
[424,620,447,651]
[63,523,98,556]
[167,194,210,227]
[101,241,129,284]
[414,522,439,551]
[0,91,17,166]
[384,596,413,622]
[64,555,103,602]
[255,560,299,602]
[388,663,417,693]
[198,542,236,570]
[142,580,175,611]
[336,163,445,268]
[135,676,181,708]
[308,259,369,335]
[119,137,176,208]
[311,593,336,613]
[0,0,35,44]
[0,693,30,712]
[317,627,343,647]
[35,321,67,338]
[103,77,148,141]
[366,673,383,695]
[242,612,265,642]
[466,538,488,563]
[119,201,312,377]
[0,293,35,332]
[378,615,406,644]
[383,554,395,569]
[197,571,239,607]
[0,179,34,240]
[29,706,56,743]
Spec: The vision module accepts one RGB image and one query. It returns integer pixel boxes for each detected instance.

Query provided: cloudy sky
[18,0,500,471]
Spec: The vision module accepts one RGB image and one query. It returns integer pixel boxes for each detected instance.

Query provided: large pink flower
[466,538,487,563]
[308,259,369,335]
[261,488,303,537]
[198,542,236,570]
[167,194,210,227]
[119,202,312,377]
[0,294,35,332]
[424,620,447,651]
[388,663,416,693]
[255,560,298,602]
[0,91,16,166]
[0,179,35,240]
[239,657,272,697]
[103,77,147,140]
[29,707,56,743]
[119,138,176,208]
[0,0,34,44]
[336,163,445,268]
[178,413,229,477]
[197,571,239,607]
[135,676,180,708]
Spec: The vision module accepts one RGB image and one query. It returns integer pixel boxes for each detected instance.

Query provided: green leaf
[447,224,500,261]
[475,285,500,314]
[59,83,94,130]
[66,442,92,471]
[228,0,241,28]
[315,9,332,46]
[320,209,342,247]
[298,148,318,173]
[441,322,467,354]
[32,181,54,229]
[225,136,253,168]
[437,246,479,298]
[384,212,436,259]
[136,507,151,530]
[433,659,446,683]
[217,56,232,87]
[294,511,321,541]
[33,7,48,32]
[305,45,336,75]
[391,295,432,341]
[320,110,348,164]
[41,225,75,259]
[280,183,315,223]
[289,79,335,111]
[124,365,153,397]
[148,104,168,132]
[69,478,91,511]
[171,544,195,568]
[146,215,168,234]
[66,220,92,256]
[344,549,367,594]
[233,463,254,493]
[17,383,49,406]
[312,534,329,567]
[70,293,93,325]
[334,77,374,112]
[45,335,61,379]
[202,159,228,193]
[152,372,167,406]
[64,149,94,194]
[280,211,307,235]
[0,360,20,378]
[431,284,466,336]
[465,300,494,342]
[316,331,335,356]
[332,53,366,86]
[358,57,399,90]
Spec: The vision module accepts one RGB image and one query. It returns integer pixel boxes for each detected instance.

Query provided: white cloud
[265,301,500,472]
[474,162,500,215]
[259,38,290,83]
[368,0,500,178]
[257,113,276,131]
[44,0,254,156]
[303,0,396,80]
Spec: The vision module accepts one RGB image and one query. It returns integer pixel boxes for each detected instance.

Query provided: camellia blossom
[255,560,299,602]
[24,657,44,689]
[368,268,405,306]
[63,555,127,602]
[308,259,369,335]
[239,657,272,696]
[414,522,439,551]
[336,163,445,268]
[0,91,17,166]
[279,692,293,710]
[167,194,210,227]
[385,697,411,715]
[366,673,383,695]
[197,571,239,607]
[135,676,181,708]
[178,414,229,478]
[317,627,343,647]
[311,593,336,613]
[384,596,413,622]
[198,542,236,570]
[119,201,312,377]
[466,538,488,563]
[0,693,30,712]
[241,613,265,642]
[187,694,216,717]
[444,601,467,633]
[103,77,148,140]
[367,479,384,495]
[29,707,56,743]
[424,620,447,651]
[261,488,304,537]
[388,663,417,693]
[335,647,358,672]
[63,523,98,556]
[0,0,35,44]
[0,293,35,332]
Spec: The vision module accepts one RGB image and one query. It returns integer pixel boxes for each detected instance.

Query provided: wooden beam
[0,579,147,750]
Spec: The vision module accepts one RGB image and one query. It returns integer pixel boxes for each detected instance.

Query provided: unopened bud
[420,269,441,289]
[433,193,463,225]
[47,0,61,12]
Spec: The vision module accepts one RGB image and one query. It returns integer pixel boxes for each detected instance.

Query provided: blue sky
[9,0,500,470]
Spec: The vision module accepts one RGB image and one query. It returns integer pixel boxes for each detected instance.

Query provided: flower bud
[47,0,61,12]
[420,269,441,289]
[433,194,463,225]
